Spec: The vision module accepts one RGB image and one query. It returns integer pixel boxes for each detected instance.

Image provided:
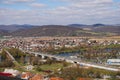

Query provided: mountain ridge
[0,24,34,32]
[0,24,120,37]
[11,25,84,37]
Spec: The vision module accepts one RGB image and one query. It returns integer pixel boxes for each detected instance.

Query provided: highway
[26,51,120,72]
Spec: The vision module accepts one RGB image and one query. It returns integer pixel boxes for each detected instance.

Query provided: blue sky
[0,0,120,25]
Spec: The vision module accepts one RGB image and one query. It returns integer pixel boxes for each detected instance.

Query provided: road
[4,50,21,67]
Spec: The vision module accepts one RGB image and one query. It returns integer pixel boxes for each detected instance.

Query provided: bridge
[24,50,120,72]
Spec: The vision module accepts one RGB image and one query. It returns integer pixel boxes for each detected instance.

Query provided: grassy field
[0,68,4,72]
[24,36,120,42]
[90,36,120,41]
[39,63,64,71]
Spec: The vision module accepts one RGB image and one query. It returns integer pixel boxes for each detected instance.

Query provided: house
[0,72,12,77]
[21,72,33,80]
[29,74,49,80]
[107,59,120,65]
[4,69,20,77]
[77,78,92,80]
[25,65,34,71]
[29,74,43,80]
[50,77,64,80]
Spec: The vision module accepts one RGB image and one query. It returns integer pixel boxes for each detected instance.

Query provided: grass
[0,68,4,72]
[76,30,100,35]
[32,63,68,74]
[39,63,64,71]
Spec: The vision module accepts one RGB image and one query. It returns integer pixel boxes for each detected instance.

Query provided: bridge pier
[38,55,42,58]
[35,54,38,57]
[50,57,57,60]
[42,55,45,59]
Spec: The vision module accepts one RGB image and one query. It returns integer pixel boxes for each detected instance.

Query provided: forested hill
[11,25,99,37]
[0,24,120,37]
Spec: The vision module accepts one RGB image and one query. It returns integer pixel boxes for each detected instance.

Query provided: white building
[4,69,20,76]
[107,59,120,65]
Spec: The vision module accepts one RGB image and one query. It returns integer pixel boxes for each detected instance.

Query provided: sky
[0,0,120,25]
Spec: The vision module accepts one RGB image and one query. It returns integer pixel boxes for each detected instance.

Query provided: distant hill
[0,30,9,36]
[68,24,87,28]
[92,24,105,27]
[68,24,120,35]
[69,23,120,27]
[92,26,120,35]
[11,25,81,37]
[0,24,33,32]
[0,24,120,37]
[11,25,102,37]
[68,23,106,28]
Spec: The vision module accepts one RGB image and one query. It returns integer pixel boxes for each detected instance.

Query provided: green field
[39,63,64,71]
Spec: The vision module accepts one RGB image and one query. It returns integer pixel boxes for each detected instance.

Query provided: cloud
[55,0,113,3]
[30,3,46,8]
[0,8,51,25]
[2,0,35,4]
[0,0,120,25]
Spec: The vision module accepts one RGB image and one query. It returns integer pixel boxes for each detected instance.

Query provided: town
[1,0,120,79]
[0,36,120,80]
[0,36,120,52]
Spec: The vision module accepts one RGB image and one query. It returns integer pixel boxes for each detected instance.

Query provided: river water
[56,52,80,57]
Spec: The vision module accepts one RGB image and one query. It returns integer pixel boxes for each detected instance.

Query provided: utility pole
[0,55,1,63]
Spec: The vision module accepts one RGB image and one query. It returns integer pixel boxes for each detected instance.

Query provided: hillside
[68,23,106,28]
[0,24,119,37]
[69,24,120,35]
[68,24,88,28]
[11,25,100,37]
[0,24,33,32]
[92,26,120,35]
[0,30,9,36]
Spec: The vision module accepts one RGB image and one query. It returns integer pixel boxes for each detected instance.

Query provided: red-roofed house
[0,72,12,77]
[77,78,92,80]
[50,77,64,80]
[21,72,33,80]
[29,74,44,80]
